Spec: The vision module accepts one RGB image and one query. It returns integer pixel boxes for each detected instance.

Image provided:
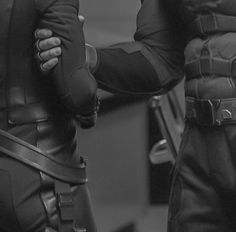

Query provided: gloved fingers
[34,29,60,73]
[39,47,62,62]
[34,29,53,39]
[40,57,59,72]
[36,37,61,51]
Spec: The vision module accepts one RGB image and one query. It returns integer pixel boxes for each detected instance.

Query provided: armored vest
[166,0,236,99]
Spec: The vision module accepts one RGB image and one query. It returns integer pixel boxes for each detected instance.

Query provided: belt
[0,128,87,184]
[188,13,236,37]
[185,97,236,126]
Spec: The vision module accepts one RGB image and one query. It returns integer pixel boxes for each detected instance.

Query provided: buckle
[57,192,74,221]
[195,99,221,126]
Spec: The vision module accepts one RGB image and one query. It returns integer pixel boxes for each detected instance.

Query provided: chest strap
[0,128,87,184]
[185,57,236,79]
[188,14,236,38]
[185,97,236,126]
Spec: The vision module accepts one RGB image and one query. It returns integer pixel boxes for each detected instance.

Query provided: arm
[93,0,185,95]
[36,0,185,96]
[36,0,98,116]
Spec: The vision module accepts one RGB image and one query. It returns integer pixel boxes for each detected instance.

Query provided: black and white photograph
[0,0,235,231]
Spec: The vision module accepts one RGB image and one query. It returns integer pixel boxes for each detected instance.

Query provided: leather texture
[0,0,96,169]
[92,1,236,232]
[94,0,185,96]
[95,0,236,100]
[0,128,87,184]
[177,0,236,99]
[0,0,97,231]
[0,154,97,232]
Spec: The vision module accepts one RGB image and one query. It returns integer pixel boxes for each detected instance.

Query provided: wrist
[85,44,98,73]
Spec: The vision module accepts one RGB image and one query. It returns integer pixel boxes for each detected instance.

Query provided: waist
[0,113,79,164]
[185,96,236,126]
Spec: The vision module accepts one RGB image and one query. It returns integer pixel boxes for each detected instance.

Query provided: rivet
[221,109,232,120]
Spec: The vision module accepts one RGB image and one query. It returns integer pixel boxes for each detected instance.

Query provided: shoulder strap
[0,128,87,184]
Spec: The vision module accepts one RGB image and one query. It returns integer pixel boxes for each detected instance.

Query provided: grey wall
[80,0,140,46]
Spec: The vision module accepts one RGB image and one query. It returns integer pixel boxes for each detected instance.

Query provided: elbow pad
[95,42,183,95]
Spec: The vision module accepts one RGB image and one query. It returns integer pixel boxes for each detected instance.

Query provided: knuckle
[52,57,58,65]
[46,39,52,47]
[54,38,61,46]
[40,51,48,61]
[37,29,52,39]
[55,48,61,55]
[49,49,54,56]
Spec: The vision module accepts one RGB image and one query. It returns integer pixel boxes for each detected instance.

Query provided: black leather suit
[0,0,97,231]
[92,0,236,231]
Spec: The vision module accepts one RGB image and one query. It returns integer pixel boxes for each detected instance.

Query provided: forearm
[37,0,98,115]
[92,41,183,96]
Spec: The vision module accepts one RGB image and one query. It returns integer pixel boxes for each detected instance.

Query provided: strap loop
[185,57,235,79]
[188,14,236,37]
[54,180,87,232]
[57,192,74,221]
[0,128,87,184]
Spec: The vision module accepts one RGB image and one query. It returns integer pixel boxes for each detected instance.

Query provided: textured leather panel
[177,0,236,98]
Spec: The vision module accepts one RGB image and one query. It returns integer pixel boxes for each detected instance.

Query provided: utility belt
[185,97,236,126]
[188,13,236,38]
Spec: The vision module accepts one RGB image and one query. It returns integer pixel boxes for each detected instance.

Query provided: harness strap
[185,97,236,126]
[0,128,87,184]
[185,57,236,79]
[188,14,236,37]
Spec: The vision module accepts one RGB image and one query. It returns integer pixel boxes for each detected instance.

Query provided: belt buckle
[197,99,221,126]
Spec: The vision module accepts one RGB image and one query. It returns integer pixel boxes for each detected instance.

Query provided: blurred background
[76,1,185,232]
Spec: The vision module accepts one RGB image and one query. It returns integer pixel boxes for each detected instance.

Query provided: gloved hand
[34,16,98,73]
[34,16,100,129]
[34,28,61,72]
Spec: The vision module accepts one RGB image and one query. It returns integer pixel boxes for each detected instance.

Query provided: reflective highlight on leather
[40,173,58,230]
